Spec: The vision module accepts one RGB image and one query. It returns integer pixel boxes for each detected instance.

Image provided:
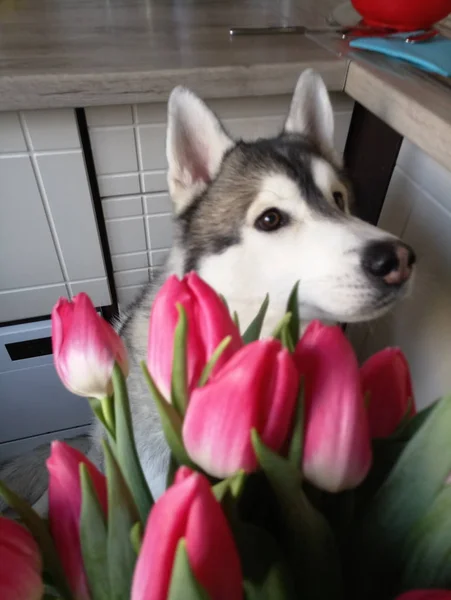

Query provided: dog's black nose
[362,240,416,285]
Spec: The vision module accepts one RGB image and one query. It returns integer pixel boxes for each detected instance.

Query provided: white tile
[102,196,143,219]
[0,284,67,322]
[0,112,27,152]
[98,173,141,197]
[37,152,107,282]
[23,109,80,150]
[142,171,168,193]
[136,103,168,124]
[86,106,133,127]
[117,284,146,308]
[397,140,451,215]
[146,214,173,250]
[378,170,417,237]
[112,252,148,272]
[334,111,353,155]
[114,268,150,288]
[70,278,111,306]
[137,124,167,170]
[224,116,283,141]
[105,217,146,254]
[89,128,138,175]
[0,156,64,291]
[144,193,172,214]
[150,249,170,267]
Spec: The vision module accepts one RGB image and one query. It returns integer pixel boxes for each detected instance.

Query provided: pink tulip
[396,592,451,600]
[295,321,372,493]
[361,348,416,438]
[147,272,242,399]
[0,517,43,600]
[47,441,107,600]
[183,339,299,478]
[131,468,242,600]
[52,293,128,399]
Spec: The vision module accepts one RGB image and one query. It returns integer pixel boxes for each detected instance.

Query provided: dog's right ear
[166,87,234,214]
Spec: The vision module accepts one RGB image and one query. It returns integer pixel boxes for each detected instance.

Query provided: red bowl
[351,0,451,31]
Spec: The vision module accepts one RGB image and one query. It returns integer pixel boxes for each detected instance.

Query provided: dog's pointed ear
[166,87,234,213]
[284,70,335,154]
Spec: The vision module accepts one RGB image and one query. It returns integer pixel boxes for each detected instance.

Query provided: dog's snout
[362,240,416,285]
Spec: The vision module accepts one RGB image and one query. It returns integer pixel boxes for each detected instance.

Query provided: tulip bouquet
[2,273,451,600]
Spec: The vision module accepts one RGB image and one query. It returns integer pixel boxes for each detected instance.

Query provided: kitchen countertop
[0,0,348,109]
[0,0,450,172]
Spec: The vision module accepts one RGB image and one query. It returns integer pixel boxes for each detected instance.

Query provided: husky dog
[0,70,415,512]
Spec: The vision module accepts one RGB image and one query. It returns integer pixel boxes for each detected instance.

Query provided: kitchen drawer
[0,320,92,451]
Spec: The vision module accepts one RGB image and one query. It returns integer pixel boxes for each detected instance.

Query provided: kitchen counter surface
[1,0,450,171]
[0,0,348,110]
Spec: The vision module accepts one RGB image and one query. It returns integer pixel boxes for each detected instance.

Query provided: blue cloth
[350,33,451,77]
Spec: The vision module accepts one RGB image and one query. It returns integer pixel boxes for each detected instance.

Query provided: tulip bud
[361,348,415,438]
[295,321,372,493]
[0,517,43,600]
[131,468,242,600]
[52,293,128,399]
[183,339,299,478]
[47,441,107,600]
[147,272,242,399]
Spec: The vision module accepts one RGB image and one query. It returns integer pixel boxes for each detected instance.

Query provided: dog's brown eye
[333,191,345,211]
[255,208,286,232]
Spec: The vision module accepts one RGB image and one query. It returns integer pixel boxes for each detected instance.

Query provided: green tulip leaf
[112,364,153,523]
[79,464,109,600]
[242,294,269,344]
[142,362,196,469]
[355,396,451,595]
[401,483,451,589]
[271,313,292,344]
[171,304,189,416]
[251,430,343,599]
[288,379,305,469]
[168,539,210,600]
[102,440,139,600]
[130,522,143,555]
[88,398,115,440]
[198,336,232,387]
[285,281,300,348]
[238,523,297,600]
[212,470,246,503]
[0,481,73,600]
[233,311,240,331]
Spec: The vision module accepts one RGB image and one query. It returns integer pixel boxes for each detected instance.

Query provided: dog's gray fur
[0,70,415,513]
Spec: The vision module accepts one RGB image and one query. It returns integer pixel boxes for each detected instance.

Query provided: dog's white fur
[0,70,414,514]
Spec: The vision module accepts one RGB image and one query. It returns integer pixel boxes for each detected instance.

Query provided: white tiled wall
[349,141,451,408]
[0,109,111,322]
[86,93,354,308]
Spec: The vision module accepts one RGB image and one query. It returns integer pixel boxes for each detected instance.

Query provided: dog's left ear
[166,87,234,213]
[284,70,335,156]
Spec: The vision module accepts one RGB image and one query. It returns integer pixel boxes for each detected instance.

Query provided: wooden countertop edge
[344,60,451,173]
[0,59,348,111]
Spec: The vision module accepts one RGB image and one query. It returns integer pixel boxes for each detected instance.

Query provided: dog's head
[165,70,415,332]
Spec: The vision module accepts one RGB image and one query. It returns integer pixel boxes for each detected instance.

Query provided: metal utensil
[229,24,391,36]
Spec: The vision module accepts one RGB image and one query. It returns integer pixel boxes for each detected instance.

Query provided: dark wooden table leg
[343,102,403,226]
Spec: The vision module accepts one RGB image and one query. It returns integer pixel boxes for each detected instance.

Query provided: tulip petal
[361,348,415,438]
[47,441,107,600]
[296,321,372,492]
[396,592,451,600]
[0,517,43,600]
[183,340,298,478]
[131,470,242,600]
